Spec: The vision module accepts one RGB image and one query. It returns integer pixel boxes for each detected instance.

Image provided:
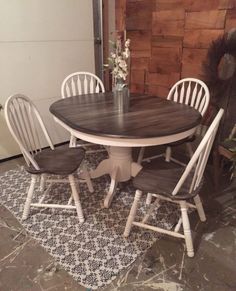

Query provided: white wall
[0,0,95,159]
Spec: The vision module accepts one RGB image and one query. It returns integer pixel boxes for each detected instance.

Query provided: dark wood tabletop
[50,93,201,139]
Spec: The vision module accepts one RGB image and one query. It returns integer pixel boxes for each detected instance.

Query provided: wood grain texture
[127,31,151,51]
[156,0,234,11]
[130,70,146,85]
[130,57,149,70]
[225,10,236,31]
[185,10,226,29]
[148,85,170,98]
[152,10,185,37]
[133,167,199,200]
[181,48,208,78]
[150,47,182,74]
[26,148,85,175]
[115,0,126,31]
[50,93,201,139]
[118,0,234,96]
[183,29,224,48]
[147,72,180,87]
[152,36,183,49]
[126,0,155,30]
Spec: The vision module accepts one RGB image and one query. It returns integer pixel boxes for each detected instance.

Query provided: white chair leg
[39,174,46,192]
[145,193,152,205]
[174,217,182,232]
[68,174,84,223]
[137,147,145,164]
[81,163,94,193]
[194,194,206,222]
[22,175,37,220]
[180,201,194,257]
[186,142,194,158]
[165,146,171,162]
[124,190,142,237]
[69,135,77,148]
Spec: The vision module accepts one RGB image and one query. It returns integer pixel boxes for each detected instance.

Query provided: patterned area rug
[0,153,179,290]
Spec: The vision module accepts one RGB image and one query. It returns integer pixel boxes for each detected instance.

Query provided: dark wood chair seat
[133,167,202,200]
[26,148,85,175]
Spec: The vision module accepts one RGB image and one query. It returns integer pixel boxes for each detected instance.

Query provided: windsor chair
[4,94,93,223]
[61,72,106,152]
[138,78,210,166]
[124,109,224,257]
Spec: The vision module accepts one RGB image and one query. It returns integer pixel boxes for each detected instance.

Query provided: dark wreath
[202,31,236,106]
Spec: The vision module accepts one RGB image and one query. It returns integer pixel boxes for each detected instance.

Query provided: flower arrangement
[107,37,130,87]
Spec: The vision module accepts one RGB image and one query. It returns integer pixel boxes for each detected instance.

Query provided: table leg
[89,159,111,178]
[104,166,119,208]
[81,146,142,208]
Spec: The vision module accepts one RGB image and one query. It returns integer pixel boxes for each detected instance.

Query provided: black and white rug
[0,153,179,290]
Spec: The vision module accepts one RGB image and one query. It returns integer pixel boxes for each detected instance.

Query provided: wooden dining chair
[4,94,94,223]
[61,72,106,152]
[124,109,224,257]
[138,78,210,166]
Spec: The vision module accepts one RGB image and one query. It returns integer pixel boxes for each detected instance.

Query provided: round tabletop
[50,93,201,141]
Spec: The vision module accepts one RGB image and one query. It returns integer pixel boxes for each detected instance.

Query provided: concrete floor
[0,149,236,291]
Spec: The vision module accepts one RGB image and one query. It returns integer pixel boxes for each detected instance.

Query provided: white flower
[107,38,130,84]
[125,39,130,48]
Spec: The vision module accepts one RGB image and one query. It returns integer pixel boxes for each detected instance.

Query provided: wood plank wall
[116,0,236,97]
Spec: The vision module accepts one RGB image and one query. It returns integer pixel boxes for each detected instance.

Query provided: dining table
[49,92,201,208]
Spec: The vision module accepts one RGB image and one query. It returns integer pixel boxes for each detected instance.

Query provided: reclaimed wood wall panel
[150,47,182,73]
[185,0,226,11]
[226,10,236,30]
[128,30,151,50]
[152,36,183,49]
[181,48,208,78]
[148,84,170,98]
[116,0,236,97]
[185,10,226,29]
[183,29,224,48]
[148,72,180,87]
[115,0,126,31]
[126,0,155,30]
[218,0,236,9]
[152,10,185,36]
[155,0,234,12]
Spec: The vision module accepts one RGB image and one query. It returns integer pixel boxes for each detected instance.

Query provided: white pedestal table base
[86,146,142,208]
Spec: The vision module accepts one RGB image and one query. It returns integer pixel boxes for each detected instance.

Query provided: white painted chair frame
[138,78,210,166]
[124,109,224,257]
[61,72,106,152]
[4,94,93,223]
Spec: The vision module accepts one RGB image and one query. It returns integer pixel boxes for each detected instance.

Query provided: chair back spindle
[172,109,224,196]
[4,94,54,169]
[167,78,210,116]
[61,72,105,98]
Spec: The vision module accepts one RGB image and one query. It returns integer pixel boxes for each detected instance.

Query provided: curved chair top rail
[167,78,210,116]
[61,71,105,98]
[172,108,224,196]
[4,94,54,170]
